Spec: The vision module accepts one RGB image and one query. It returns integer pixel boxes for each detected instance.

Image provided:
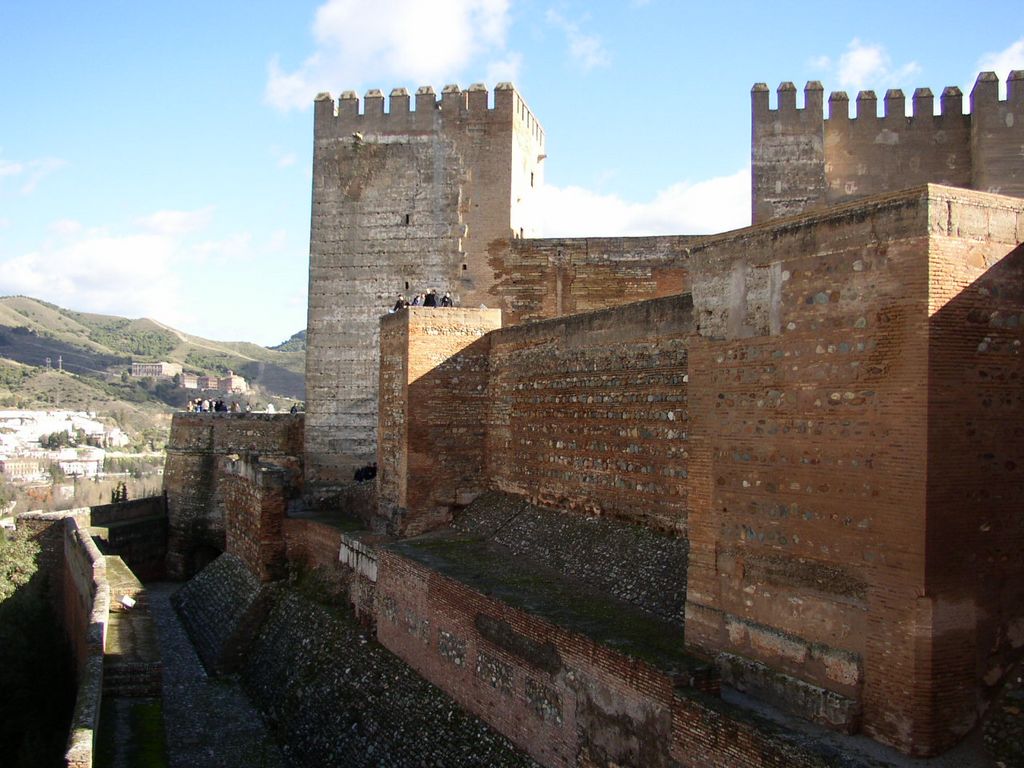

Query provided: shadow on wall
[923,241,1024,744]
[0,529,76,767]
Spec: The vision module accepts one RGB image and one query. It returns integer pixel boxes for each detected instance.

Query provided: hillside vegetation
[0,297,306,448]
[0,296,305,402]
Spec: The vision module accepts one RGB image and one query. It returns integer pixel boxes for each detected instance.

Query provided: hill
[270,329,306,353]
[0,296,306,402]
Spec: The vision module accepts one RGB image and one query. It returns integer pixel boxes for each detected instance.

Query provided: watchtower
[752,71,1024,223]
[305,83,546,493]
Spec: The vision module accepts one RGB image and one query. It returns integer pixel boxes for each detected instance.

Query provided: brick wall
[378,308,502,534]
[16,511,109,768]
[375,548,680,767]
[918,197,1024,749]
[487,296,692,534]
[684,186,1024,754]
[163,412,303,579]
[221,456,296,582]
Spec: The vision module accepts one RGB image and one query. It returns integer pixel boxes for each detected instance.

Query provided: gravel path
[147,582,286,768]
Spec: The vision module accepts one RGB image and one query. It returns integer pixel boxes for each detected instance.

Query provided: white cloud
[136,206,214,237]
[486,52,522,85]
[834,38,920,93]
[977,38,1024,96]
[0,207,252,329]
[535,168,750,238]
[50,219,83,236]
[0,233,185,323]
[266,0,514,111]
[192,231,253,261]
[276,151,297,169]
[0,152,66,194]
[808,55,831,71]
[546,10,609,72]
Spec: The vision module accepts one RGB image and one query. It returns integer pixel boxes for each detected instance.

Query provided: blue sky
[1,1,1021,346]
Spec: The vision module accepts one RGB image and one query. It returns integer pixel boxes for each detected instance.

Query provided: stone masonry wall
[492,236,695,325]
[378,307,502,534]
[752,73,1024,224]
[375,548,678,768]
[306,83,545,492]
[684,186,1024,754]
[16,510,109,768]
[163,412,302,579]
[920,194,1024,750]
[89,495,168,581]
[486,295,692,535]
[221,457,293,582]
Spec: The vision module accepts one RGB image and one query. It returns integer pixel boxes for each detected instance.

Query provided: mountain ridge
[0,296,307,408]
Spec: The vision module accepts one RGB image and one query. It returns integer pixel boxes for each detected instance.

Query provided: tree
[0,528,37,603]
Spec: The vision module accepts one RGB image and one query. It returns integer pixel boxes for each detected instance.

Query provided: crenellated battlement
[314,82,545,144]
[755,72,1023,121]
[752,72,1024,222]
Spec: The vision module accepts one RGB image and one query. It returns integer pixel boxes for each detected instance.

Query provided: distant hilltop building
[182,370,248,393]
[131,361,183,379]
[0,456,42,482]
[56,446,104,478]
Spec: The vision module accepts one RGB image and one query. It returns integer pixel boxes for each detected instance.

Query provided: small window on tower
[404,213,411,225]
[405,281,409,290]
[462,264,467,271]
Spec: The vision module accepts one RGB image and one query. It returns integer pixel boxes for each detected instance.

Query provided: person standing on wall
[424,289,437,307]
[440,291,453,307]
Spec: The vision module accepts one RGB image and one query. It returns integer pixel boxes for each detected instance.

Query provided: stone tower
[305,83,546,494]
[752,71,1024,223]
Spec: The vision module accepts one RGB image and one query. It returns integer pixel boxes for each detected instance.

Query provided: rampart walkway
[147,582,285,768]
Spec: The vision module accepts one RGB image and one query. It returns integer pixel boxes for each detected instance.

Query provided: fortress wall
[221,456,292,582]
[375,547,845,768]
[751,82,826,224]
[16,511,108,768]
[378,308,502,534]
[971,71,1024,196]
[163,412,303,579]
[89,495,168,580]
[62,516,108,768]
[752,73,1024,224]
[375,548,678,768]
[919,191,1024,750]
[486,296,693,534]
[684,186,1024,753]
[377,185,1023,753]
[685,189,933,733]
[494,236,694,324]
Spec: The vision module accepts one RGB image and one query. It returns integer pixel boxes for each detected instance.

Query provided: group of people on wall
[185,399,302,414]
[392,288,454,312]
